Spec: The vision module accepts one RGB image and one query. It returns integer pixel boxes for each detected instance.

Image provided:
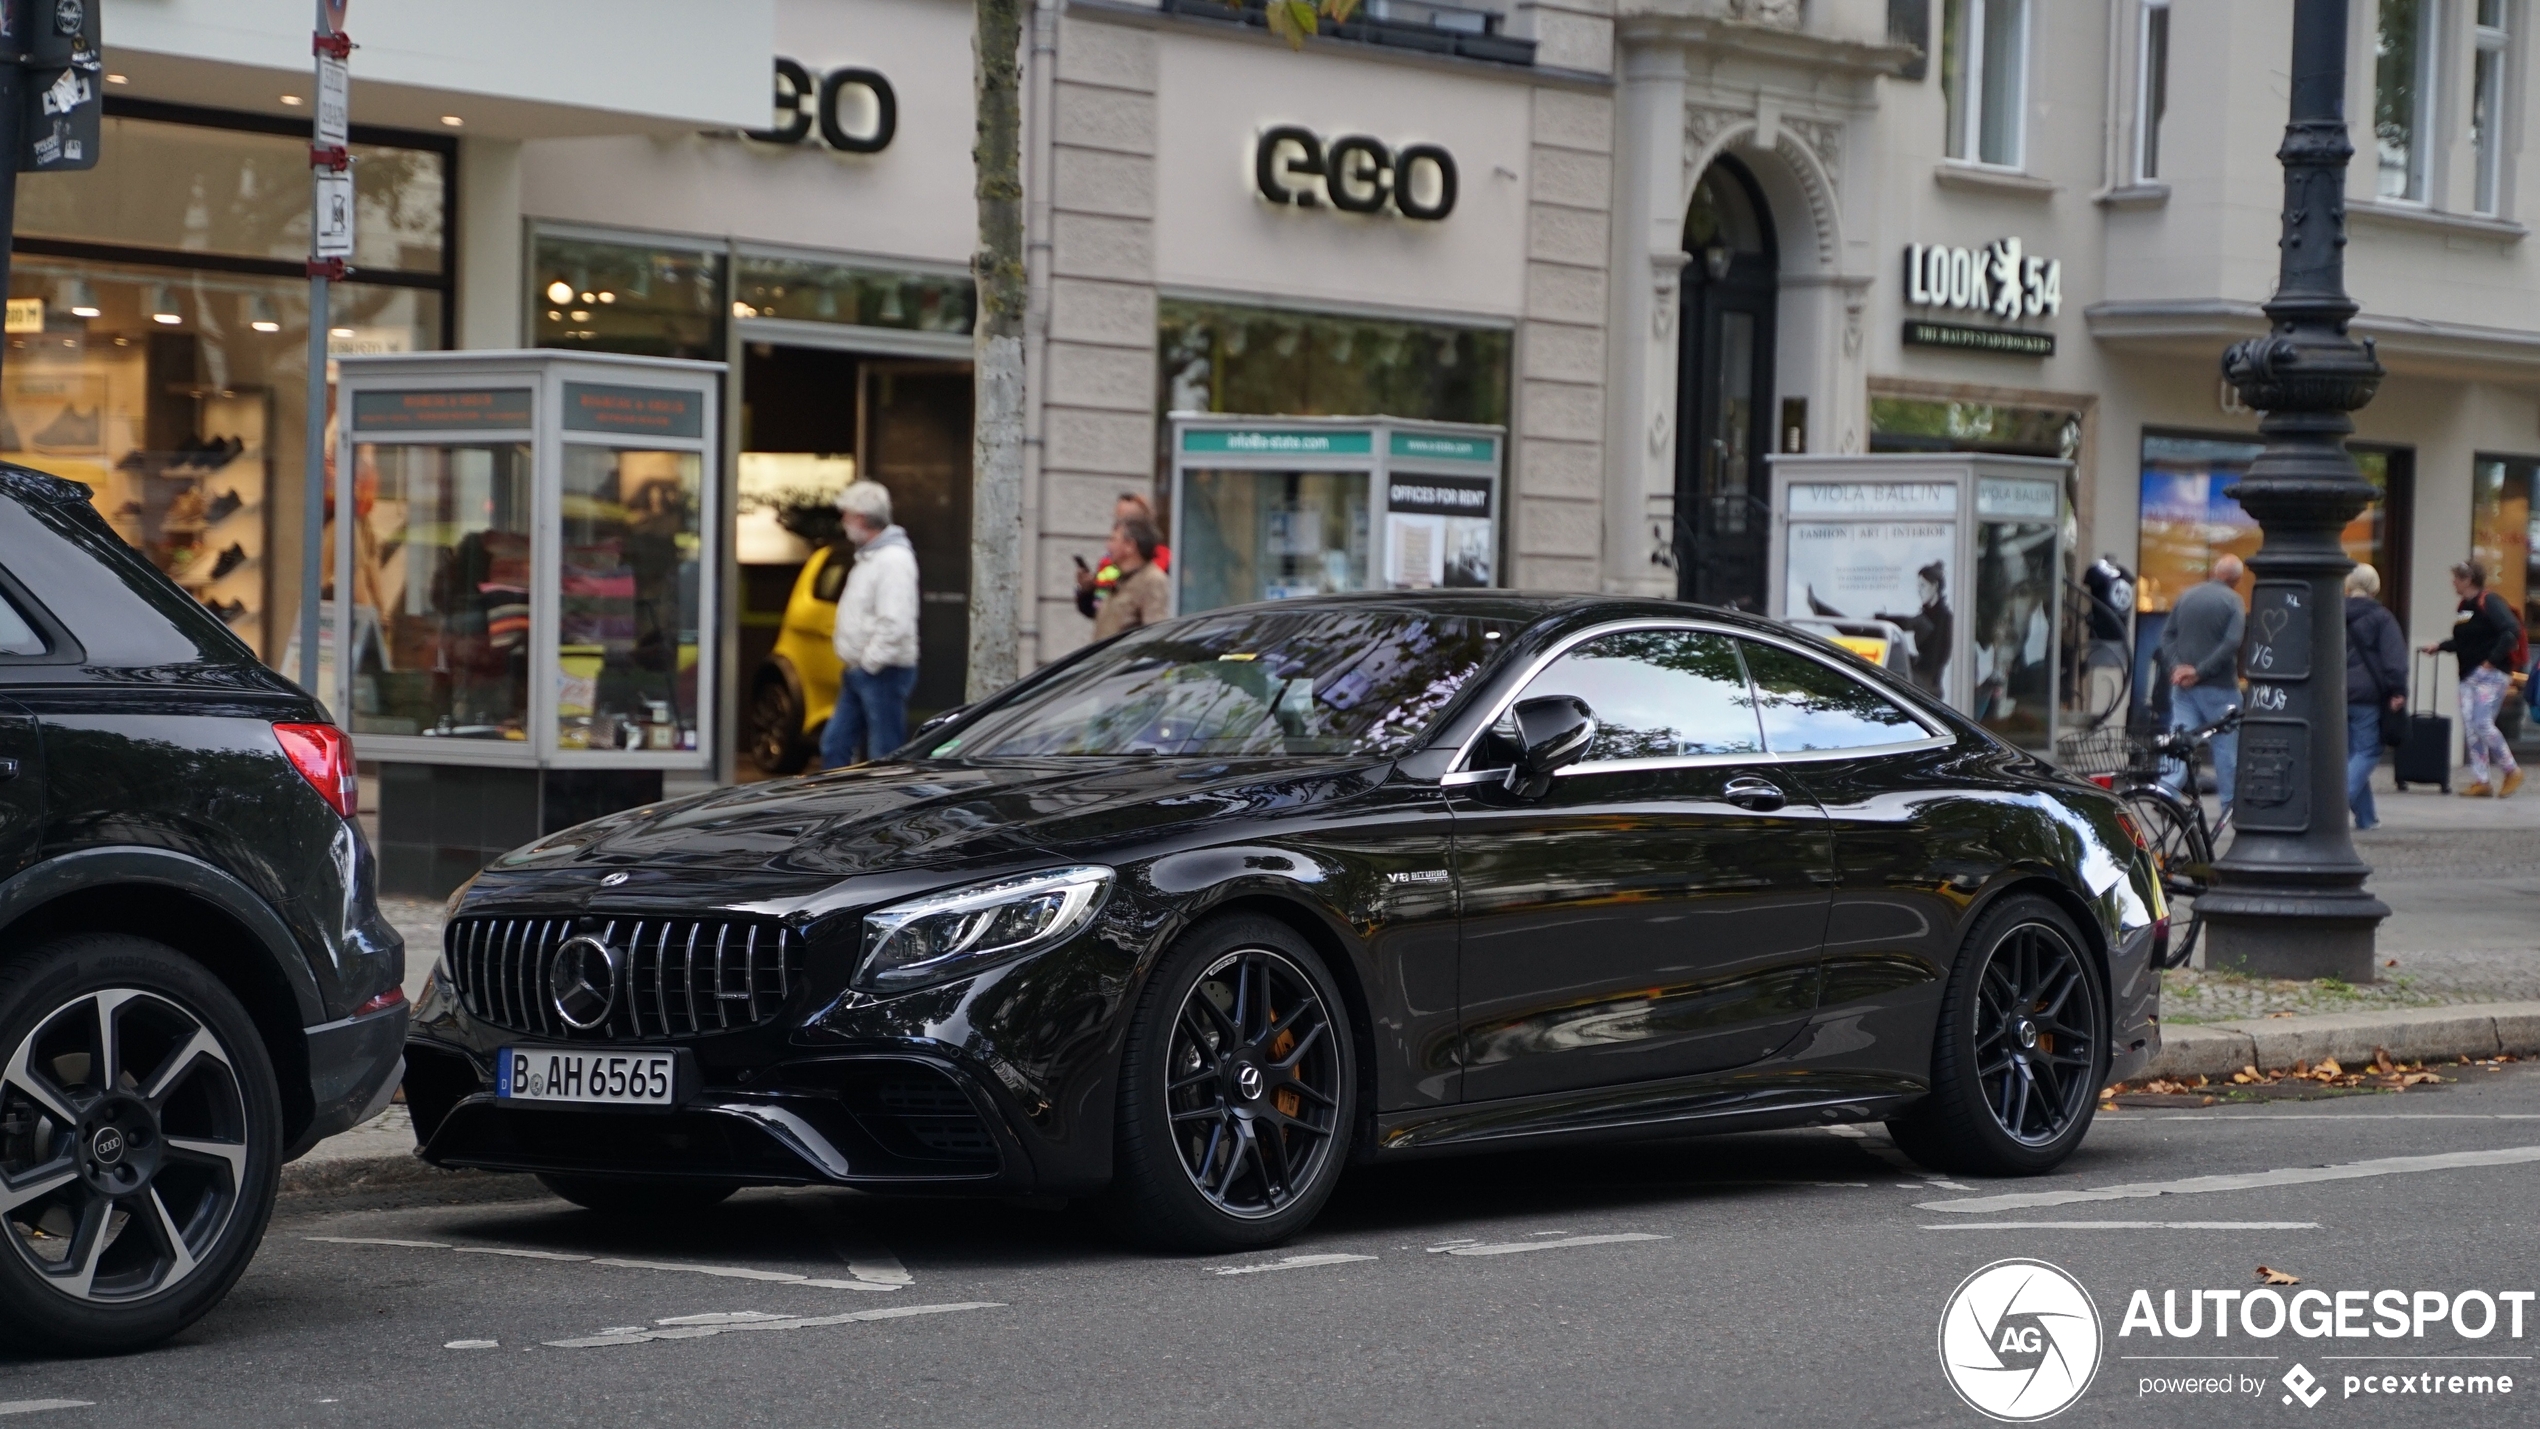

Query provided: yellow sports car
[747,544,849,773]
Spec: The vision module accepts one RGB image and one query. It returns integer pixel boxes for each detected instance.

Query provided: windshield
[939,607,1523,758]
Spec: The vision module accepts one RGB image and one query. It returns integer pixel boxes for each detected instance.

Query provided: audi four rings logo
[547,935,622,1030]
[1939,1259,2103,1421]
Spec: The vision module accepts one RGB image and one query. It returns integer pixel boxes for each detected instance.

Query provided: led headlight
[856,865,1114,993]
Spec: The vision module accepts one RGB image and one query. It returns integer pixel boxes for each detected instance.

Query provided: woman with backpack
[2422,559,2525,797]
[2345,564,2408,828]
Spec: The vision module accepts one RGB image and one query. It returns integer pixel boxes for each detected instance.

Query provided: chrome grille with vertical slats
[443,915,805,1040]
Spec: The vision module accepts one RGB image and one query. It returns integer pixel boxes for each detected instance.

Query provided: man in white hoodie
[819,481,921,768]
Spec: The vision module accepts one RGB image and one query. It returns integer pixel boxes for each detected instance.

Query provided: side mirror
[1503,695,1596,797]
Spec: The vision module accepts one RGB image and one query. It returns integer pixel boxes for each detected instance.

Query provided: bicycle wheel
[2120,786,2211,967]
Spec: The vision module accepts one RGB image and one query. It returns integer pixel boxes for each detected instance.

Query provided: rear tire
[2119,787,2207,967]
[1104,916,1356,1252]
[0,934,282,1354]
[536,1174,737,1218]
[1888,894,2107,1178]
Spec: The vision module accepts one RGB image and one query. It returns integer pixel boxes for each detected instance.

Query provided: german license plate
[495,1047,681,1107]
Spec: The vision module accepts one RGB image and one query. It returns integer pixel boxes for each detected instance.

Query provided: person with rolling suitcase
[2421,559,2524,798]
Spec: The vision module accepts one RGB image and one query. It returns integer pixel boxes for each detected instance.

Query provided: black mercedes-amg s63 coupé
[406,594,2164,1249]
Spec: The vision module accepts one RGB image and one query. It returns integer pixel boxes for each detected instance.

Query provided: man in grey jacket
[2156,554,2245,808]
[820,481,921,768]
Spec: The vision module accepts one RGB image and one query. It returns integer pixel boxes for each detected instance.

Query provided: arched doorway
[1674,157,1778,609]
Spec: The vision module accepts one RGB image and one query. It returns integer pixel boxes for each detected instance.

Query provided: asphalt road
[3,1063,2536,1428]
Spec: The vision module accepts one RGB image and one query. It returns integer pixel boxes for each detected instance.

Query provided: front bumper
[405,1041,1037,1191]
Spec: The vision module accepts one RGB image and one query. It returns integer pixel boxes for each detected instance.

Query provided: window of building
[1942,0,2029,168]
[2377,0,2442,202]
[2471,454,2540,637]
[2136,0,2171,182]
[3,101,453,668]
[2475,0,2510,214]
[2138,434,2407,618]
[532,235,727,362]
[1156,300,1510,431]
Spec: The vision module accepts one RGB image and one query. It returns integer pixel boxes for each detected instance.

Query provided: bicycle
[2103,707,2240,968]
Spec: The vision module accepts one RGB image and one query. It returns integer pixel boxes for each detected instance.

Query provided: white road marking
[442,1340,498,1350]
[1820,1124,1930,1177]
[306,1237,894,1291]
[1919,1220,2322,1230]
[1211,1253,1378,1276]
[1919,1145,2540,1214]
[544,1301,1001,1349]
[1428,1233,1669,1257]
[791,1199,913,1288]
[0,1404,90,1418]
[656,1312,795,1325]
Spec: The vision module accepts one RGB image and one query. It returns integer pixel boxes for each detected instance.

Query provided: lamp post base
[2199,892,2388,983]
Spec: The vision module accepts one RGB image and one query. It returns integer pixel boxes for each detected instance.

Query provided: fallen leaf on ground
[2256,1266,2301,1286]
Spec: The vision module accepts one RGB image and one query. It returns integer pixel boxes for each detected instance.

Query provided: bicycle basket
[2052,724,2133,780]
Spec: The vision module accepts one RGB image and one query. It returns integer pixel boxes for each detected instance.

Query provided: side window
[812,547,850,603]
[1505,628,1764,765]
[0,586,42,657]
[1741,640,1933,753]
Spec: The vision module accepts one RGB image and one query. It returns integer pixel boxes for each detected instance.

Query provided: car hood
[499,756,1392,878]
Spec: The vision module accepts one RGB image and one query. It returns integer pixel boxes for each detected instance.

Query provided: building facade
[10,0,2535,855]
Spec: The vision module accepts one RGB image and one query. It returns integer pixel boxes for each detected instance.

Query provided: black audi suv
[409,594,2164,1249]
[0,466,407,1350]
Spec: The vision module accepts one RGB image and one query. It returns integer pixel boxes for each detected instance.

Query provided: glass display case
[331,352,724,894]
[1166,415,1504,616]
[1765,452,2070,751]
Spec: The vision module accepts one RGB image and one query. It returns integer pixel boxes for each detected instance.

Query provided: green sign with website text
[1181,428,1373,457]
[1388,432,1496,463]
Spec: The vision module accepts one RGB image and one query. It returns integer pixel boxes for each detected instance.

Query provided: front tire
[1888,894,2107,1177]
[536,1174,738,1217]
[1106,916,1356,1252]
[749,665,811,775]
[0,934,282,1354]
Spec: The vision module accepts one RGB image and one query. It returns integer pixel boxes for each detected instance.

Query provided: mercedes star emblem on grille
[547,934,621,1030]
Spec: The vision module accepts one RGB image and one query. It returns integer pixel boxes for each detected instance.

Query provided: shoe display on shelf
[113,499,143,518]
[32,405,99,452]
[203,488,244,524]
[208,543,248,581]
[196,435,243,473]
[203,598,249,625]
[115,448,149,472]
[165,488,207,529]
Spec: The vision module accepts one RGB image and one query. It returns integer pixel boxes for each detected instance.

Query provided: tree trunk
[968,0,1027,702]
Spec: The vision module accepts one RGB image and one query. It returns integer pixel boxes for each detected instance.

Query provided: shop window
[2135,0,2170,183]
[16,114,445,275]
[1157,300,1510,431]
[2474,0,2510,214]
[352,442,535,740]
[731,254,974,334]
[2377,0,2441,203]
[1942,0,2029,168]
[2,105,452,668]
[2137,434,2405,618]
[2472,454,2539,636]
[532,235,725,361]
[1869,397,2079,459]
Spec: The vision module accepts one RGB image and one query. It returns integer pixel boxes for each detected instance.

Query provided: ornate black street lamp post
[2203,0,2389,981]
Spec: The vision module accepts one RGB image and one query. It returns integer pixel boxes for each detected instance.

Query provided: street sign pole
[298,0,352,702]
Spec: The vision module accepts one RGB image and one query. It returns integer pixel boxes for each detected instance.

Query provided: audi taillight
[2088,773,2117,790]
[274,722,357,818]
[2112,805,2151,854]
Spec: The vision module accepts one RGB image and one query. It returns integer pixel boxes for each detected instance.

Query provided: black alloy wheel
[1109,917,1355,1250]
[0,936,279,1352]
[1888,895,2106,1177]
[750,667,810,775]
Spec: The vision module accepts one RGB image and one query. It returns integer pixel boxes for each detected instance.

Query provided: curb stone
[2145,1001,2540,1080]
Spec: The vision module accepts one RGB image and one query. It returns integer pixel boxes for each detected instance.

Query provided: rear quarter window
[0,485,234,668]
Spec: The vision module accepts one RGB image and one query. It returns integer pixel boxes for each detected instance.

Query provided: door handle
[0,758,17,781]
[1721,776,1785,812]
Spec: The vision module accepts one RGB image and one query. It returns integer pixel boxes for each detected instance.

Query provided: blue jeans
[820,663,918,768]
[2346,701,2383,829]
[2163,679,2239,810]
